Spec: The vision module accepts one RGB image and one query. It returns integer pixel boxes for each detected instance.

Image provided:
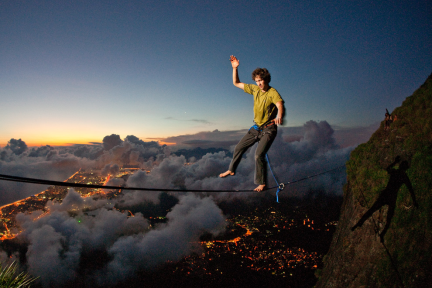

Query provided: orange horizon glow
[0,139,101,147]
[1,139,178,148]
[158,141,177,146]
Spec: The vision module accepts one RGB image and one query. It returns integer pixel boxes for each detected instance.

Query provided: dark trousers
[229,125,277,185]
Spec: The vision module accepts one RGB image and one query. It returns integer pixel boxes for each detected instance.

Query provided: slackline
[0,165,345,193]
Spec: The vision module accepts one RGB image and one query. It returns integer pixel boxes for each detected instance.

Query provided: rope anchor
[278,183,285,190]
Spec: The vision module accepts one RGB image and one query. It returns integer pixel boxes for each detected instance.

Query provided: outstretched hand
[230,55,239,68]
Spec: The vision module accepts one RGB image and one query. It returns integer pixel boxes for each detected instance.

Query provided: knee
[255,153,265,162]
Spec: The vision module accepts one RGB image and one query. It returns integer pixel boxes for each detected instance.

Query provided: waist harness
[250,120,275,132]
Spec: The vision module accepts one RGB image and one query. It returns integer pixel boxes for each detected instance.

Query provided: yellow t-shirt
[244,84,283,126]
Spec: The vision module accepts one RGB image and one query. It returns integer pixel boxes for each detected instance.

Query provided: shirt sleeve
[271,89,283,104]
[244,84,256,95]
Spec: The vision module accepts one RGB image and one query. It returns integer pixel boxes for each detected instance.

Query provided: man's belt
[251,120,276,131]
[263,121,275,129]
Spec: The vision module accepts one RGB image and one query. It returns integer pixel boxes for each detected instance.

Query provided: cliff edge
[316,74,432,288]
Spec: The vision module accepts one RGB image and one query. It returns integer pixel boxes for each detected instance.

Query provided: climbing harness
[250,119,276,133]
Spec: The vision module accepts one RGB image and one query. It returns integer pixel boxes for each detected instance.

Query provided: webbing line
[277,165,345,186]
[0,174,254,193]
[0,165,345,194]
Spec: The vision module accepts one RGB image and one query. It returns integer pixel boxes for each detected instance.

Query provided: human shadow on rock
[351,156,418,242]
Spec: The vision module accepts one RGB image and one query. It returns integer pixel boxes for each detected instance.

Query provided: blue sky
[1,0,431,146]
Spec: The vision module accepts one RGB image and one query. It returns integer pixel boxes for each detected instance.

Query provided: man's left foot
[254,184,266,192]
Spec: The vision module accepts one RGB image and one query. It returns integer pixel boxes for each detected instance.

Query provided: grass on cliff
[0,261,38,288]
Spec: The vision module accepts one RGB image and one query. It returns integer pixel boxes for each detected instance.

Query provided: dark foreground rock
[316,73,432,288]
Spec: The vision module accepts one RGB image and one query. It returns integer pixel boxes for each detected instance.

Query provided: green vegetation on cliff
[348,74,432,286]
[317,73,432,288]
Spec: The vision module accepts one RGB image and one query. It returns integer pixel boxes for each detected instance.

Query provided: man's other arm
[275,101,284,125]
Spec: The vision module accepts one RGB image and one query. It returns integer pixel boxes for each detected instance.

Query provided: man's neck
[260,85,270,92]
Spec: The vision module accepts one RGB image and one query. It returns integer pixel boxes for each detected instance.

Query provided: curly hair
[251,68,271,83]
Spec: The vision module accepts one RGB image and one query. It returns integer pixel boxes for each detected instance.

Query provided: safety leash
[265,154,284,203]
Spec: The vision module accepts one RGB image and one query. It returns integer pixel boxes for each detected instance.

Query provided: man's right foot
[219,170,235,178]
[254,184,266,192]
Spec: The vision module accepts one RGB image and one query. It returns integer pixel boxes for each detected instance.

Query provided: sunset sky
[1,0,431,146]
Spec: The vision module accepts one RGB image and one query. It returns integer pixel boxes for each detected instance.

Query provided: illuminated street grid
[0,169,130,240]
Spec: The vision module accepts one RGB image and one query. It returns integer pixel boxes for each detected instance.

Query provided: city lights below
[0,167,338,281]
[0,168,125,240]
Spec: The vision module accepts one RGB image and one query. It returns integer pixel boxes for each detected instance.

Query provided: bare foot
[219,170,235,178]
[254,184,266,192]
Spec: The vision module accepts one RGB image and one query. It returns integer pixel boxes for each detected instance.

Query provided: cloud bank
[0,120,376,287]
[119,120,354,205]
[0,135,168,206]
[15,192,225,287]
[0,121,365,206]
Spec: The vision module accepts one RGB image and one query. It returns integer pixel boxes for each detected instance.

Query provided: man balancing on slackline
[220,55,284,192]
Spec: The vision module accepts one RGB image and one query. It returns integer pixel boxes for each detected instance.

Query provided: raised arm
[230,55,245,90]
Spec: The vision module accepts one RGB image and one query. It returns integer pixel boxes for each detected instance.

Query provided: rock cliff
[316,74,432,288]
